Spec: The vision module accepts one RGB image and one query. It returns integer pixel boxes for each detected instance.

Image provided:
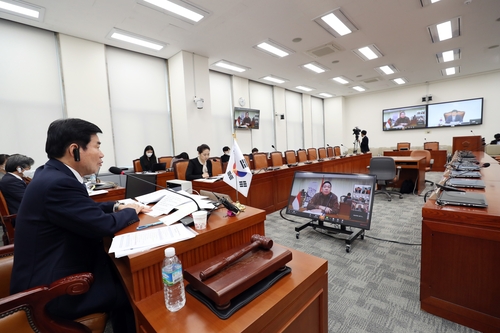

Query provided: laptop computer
[199,190,233,203]
[455,164,481,171]
[450,170,481,178]
[447,178,486,189]
[437,191,487,208]
[151,162,166,172]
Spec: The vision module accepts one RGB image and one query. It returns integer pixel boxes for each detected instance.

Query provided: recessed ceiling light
[108,28,166,50]
[296,86,314,92]
[441,66,460,76]
[254,39,294,58]
[302,62,329,74]
[420,0,441,6]
[428,17,461,43]
[139,0,207,23]
[313,8,358,38]
[213,60,249,73]
[392,78,407,85]
[436,48,460,63]
[375,64,398,75]
[0,0,44,20]
[292,37,302,43]
[352,86,366,92]
[319,93,334,98]
[332,76,350,84]
[352,44,383,61]
[261,75,288,84]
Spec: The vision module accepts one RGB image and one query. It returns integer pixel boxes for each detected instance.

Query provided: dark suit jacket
[220,154,230,163]
[445,114,463,123]
[185,158,212,180]
[10,159,139,319]
[0,173,26,214]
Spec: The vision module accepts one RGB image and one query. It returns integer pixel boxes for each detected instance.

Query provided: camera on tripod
[353,127,361,140]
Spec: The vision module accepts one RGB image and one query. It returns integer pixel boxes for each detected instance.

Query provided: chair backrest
[369,157,397,181]
[333,146,341,156]
[0,244,14,298]
[243,154,251,169]
[284,150,297,164]
[0,191,9,217]
[133,159,142,172]
[326,146,334,157]
[270,152,283,167]
[253,153,268,170]
[173,160,189,180]
[209,158,222,175]
[307,148,317,161]
[317,147,327,159]
[0,191,15,245]
[397,142,411,151]
[158,156,173,167]
[410,150,432,169]
[423,141,439,151]
[297,149,308,162]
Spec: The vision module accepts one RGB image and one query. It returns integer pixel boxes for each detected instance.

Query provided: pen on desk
[136,221,164,230]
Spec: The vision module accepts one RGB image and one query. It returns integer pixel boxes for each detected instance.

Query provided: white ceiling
[1,0,499,97]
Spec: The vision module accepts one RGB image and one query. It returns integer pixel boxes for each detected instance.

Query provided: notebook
[450,170,481,178]
[437,191,487,208]
[447,178,485,189]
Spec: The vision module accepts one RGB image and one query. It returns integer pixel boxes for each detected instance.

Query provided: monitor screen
[125,173,157,199]
[234,107,260,129]
[427,97,483,128]
[286,171,376,230]
[382,104,427,131]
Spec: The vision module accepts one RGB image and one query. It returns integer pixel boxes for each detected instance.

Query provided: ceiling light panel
[253,39,295,58]
[392,78,407,85]
[352,86,366,92]
[420,0,441,7]
[313,8,358,38]
[212,60,249,73]
[427,17,461,43]
[375,64,398,75]
[137,0,208,23]
[352,44,383,61]
[436,48,461,63]
[302,62,329,74]
[261,75,288,84]
[0,0,45,21]
[441,66,460,76]
[107,28,166,50]
[296,86,314,92]
[332,76,350,84]
[319,93,334,98]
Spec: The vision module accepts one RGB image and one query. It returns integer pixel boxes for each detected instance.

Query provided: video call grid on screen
[286,171,376,230]
[382,105,427,131]
[427,97,483,128]
[234,107,260,130]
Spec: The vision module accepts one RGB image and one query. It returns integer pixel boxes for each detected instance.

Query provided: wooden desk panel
[134,247,328,333]
[90,187,125,202]
[385,156,425,194]
[421,152,500,332]
[383,150,448,171]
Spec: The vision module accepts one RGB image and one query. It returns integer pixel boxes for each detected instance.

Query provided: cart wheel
[360,233,365,240]
[296,233,300,239]
[346,245,351,253]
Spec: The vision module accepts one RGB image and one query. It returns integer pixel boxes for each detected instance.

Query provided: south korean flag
[223,139,253,197]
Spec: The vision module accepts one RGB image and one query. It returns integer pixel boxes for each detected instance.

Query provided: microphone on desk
[212,193,240,214]
[271,145,277,151]
[108,167,201,211]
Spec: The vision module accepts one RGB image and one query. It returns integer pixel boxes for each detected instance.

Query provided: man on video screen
[307,181,339,214]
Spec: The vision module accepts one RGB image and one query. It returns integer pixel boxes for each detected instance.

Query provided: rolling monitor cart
[125,173,157,199]
[287,171,376,253]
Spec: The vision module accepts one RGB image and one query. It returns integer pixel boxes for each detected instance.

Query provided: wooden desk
[387,156,425,194]
[421,152,500,333]
[110,207,328,333]
[192,154,372,213]
[452,135,484,153]
[90,187,125,202]
[383,150,448,171]
[135,247,328,333]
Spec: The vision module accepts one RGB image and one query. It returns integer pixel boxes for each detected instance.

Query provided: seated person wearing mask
[139,145,157,171]
[0,153,34,216]
[306,181,340,214]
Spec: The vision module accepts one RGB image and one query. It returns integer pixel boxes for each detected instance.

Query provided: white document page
[134,189,169,204]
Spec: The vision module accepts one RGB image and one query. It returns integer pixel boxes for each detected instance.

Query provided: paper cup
[192,210,207,230]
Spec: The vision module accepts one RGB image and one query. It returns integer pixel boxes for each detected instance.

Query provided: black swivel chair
[368,157,403,201]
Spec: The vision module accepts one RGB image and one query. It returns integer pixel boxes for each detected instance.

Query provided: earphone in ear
[73,147,80,162]
[17,167,22,173]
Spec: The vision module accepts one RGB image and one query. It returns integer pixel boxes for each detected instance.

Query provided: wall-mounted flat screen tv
[382,104,427,131]
[286,171,376,230]
[234,107,260,129]
[427,97,483,128]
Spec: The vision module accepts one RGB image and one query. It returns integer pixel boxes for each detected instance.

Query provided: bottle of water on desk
[162,247,186,312]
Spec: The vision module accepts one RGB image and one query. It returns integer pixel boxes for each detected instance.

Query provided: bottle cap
[165,247,175,257]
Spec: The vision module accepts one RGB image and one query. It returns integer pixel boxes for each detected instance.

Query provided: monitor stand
[294,219,364,253]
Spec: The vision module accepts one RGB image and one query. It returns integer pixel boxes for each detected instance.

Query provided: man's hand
[119,202,152,214]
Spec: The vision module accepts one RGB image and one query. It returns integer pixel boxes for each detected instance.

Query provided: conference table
[420,152,500,333]
[110,206,328,333]
[383,149,448,171]
[192,153,372,214]
[388,156,426,194]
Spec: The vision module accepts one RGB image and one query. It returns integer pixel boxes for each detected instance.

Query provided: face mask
[146,153,153,158]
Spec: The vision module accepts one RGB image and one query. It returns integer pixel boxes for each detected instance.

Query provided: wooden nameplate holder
[183,236,292,309]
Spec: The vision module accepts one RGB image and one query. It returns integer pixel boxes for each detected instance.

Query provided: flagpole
[232,133,240,204]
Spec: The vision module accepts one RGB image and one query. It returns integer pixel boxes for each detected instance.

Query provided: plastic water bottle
[162,247,186,312]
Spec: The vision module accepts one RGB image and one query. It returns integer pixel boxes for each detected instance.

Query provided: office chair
[297,149,308,162]
[270,151,284,167]
[397,142,411,151]
[133,158,142,172]
[173,160,189,180]
[209,157,223,175]
[253,153,269,170]
[0,244,107,333]
[243,154,252,170]
[285,150,297,164]
[326,146,334,157]
[410,150,434,185]
[368,157,403,201]
[423,141,439,151]
[317,147,327,159]
[307,148,317,161]
[158,156,173,167]
[0,191,15,245]
[333,146,341,156]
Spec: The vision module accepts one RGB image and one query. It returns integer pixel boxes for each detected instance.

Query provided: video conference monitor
[125,173,157,199]
[382,104,427,131]
[427,97,483,128]
[286,171,376,230]
[234,107,260,129]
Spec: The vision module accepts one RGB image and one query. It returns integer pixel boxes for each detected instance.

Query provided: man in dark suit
[0,154,34,215]
[10,118,150,333]
[220,146,230,163]
[445,110,463,123]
